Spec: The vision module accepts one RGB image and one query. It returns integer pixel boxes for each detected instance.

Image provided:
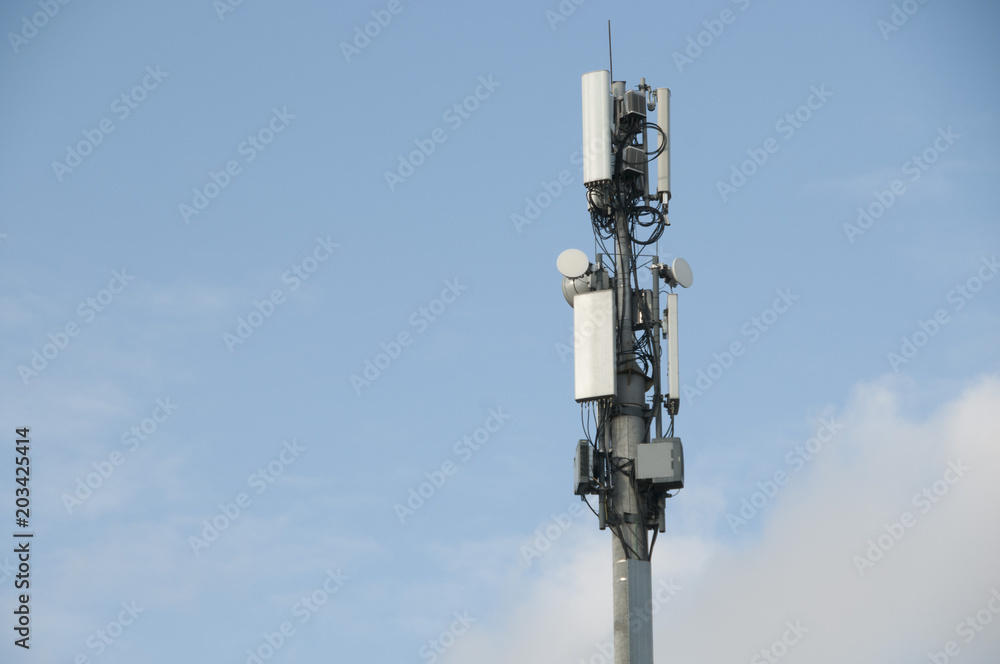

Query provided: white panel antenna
[656,88,671,205]
[582,70,612,185]
[666,293,679,412]
[574,289,616,402]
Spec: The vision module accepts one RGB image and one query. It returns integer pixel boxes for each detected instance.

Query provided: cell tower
[557,63,693,664]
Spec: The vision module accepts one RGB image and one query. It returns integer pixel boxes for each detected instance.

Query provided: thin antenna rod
[608,20,613,82]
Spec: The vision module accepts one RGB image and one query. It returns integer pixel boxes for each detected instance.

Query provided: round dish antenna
[557,249,591,279]
[668,257,693,288]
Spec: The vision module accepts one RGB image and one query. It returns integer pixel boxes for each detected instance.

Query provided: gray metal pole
[611,208,653,664]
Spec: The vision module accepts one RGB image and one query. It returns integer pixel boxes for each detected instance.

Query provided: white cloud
[441,374,1000,664]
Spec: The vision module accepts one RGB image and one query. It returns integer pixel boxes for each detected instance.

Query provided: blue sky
[1,0,999,662]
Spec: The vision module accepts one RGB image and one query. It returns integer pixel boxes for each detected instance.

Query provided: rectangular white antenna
[574,289,616,402]
[582,70,612,185]
[666,293,679,411]
[656,88,671,205]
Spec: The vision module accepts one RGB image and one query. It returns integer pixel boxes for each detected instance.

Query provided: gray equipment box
[573,439,594,496]
[623,90,647,120]
[635,437,684,489]
[621,145,645,176]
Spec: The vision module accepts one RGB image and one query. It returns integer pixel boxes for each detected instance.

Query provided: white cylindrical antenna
[582,70,612,185]
[656,87,671,205]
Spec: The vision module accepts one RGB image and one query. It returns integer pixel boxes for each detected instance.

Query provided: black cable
[642,122,667,160]
[610,522,642,561]
[629,467,649,539]
[606,454,644,561]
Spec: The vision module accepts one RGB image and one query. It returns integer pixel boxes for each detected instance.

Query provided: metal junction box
[635,437,684,489]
